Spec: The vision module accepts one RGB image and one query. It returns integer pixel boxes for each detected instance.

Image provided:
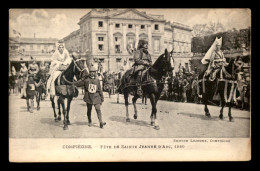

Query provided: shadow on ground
[109,115,150,127]
[177,112,220,121]
[40,118,64,128]
[73,121,100,128]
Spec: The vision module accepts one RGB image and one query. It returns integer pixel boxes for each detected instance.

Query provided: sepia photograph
[9,8,251,162]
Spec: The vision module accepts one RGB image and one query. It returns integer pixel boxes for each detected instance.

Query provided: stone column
[160,36,164,53]
[147,24,152,51]
[91,32,96,54]
[135,24,139,49]
[109,22,114,54]
[122,23,127,52]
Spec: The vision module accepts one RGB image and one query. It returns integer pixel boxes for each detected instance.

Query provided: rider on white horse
[46,40,71,97]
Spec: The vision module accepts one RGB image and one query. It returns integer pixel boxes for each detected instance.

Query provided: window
[114,36,121,45]
[127,37,134,44]
[99,58,105,63]
[154,39,159,52]
[155,24,159,30]
[98,21,103,27]
[98,37,104,41]
[128,24,132,29]
[115,45,121,53]
[115,24,120,28]
[141,25,145,29]
[98,44,104,51]
[116,58,121,62]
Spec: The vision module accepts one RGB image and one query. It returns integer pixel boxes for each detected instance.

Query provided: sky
[9,8,251,39]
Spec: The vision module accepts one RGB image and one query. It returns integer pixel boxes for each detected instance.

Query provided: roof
[78,8,165,24]
[18,37,59,44]
[171,22,192,31]
[63,29,80,41]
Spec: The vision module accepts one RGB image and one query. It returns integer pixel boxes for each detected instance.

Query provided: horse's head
[71,53,89,80]
[161,49,174,75]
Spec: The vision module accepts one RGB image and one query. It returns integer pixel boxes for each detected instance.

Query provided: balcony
[115,50,122,54]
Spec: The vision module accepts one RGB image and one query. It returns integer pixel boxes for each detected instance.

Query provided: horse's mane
[152,53,164,69]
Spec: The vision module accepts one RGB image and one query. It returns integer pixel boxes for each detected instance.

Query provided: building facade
[64,9,193,73]
[9,37,58,71]
[62,29,81,53]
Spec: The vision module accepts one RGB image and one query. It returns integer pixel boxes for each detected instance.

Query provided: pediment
[110,10,152,21]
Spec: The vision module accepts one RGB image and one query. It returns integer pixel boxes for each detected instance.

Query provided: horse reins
[62,59,88,85]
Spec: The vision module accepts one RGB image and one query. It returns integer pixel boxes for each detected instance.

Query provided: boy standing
[75,65,106,128]
[25,74,41,113]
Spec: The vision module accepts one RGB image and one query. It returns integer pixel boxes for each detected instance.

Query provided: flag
[12,29,21,38]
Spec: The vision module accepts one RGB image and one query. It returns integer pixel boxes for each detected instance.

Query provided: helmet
[137,40,148,49]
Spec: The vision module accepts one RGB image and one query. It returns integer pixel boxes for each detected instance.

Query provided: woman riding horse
[49,52,88,130]
[198,37,238,122]
[46,41,71,98]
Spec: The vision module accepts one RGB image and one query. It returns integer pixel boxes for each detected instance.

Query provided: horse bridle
[73,58,89,79]
[62,58,88,85]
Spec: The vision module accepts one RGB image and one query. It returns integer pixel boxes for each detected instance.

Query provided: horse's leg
[219,95,225,120]
[150,93,159,130]
[50,95,57,120]
[150,94,155,126]
[66,96,73,125]
[228,101,234,122]
[59,97,68,130]
[117,92,119,103]
[56,97,61,121]
[202,93,211,117]
[124,90,130,122]
[132,94,139,119]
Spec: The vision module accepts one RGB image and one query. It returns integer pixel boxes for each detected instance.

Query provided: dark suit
[75,77,104,123]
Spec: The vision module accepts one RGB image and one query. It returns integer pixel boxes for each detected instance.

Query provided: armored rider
[132,40,152,95]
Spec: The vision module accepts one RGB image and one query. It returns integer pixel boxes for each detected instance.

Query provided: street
[9,92,250,138]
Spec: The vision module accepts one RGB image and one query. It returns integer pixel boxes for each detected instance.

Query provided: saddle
[55,73,78,97]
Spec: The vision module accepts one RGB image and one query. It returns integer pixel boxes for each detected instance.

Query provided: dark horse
[118,49,174,130]
[50,55,88,130]
[198,59,238,122]
[34,70,48,110]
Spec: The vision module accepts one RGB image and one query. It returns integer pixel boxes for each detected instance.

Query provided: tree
[204,22,225,35]
[192,24,207,37]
